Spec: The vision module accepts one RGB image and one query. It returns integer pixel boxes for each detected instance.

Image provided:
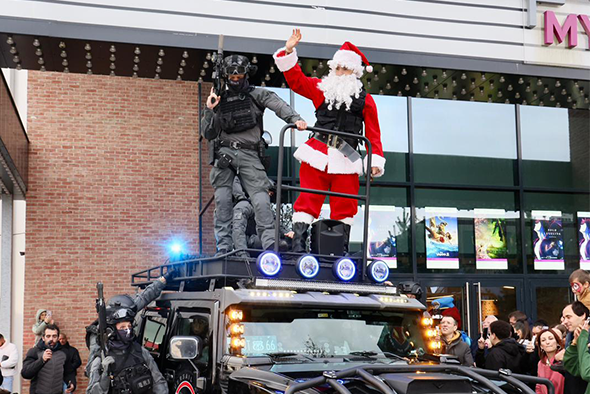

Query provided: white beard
[317,71,363,111]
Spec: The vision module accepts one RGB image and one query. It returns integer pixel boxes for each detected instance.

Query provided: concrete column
[0,193,13,340]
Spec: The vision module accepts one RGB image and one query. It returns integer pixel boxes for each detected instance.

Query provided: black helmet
[106,307,136,326]
[223,55,257,77]
[106,294,134,310]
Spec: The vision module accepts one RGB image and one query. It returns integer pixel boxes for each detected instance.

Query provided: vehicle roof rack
[131,249,389,290]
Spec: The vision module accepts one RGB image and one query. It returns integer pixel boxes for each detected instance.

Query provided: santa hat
[327,42,373,78]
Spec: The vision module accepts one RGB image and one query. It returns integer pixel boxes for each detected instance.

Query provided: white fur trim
[273,47,298,72]
[293,144,328,171]
[328,50,364,78]
[327,148,363,175]
[293,211,315,224]
[340,217,355,226]
[365,65,373,73]
[364,154,386,177]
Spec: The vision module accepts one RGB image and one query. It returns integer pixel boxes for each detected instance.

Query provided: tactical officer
[85,270,177,377]
[86,307,167,394]
[202,54,307,254]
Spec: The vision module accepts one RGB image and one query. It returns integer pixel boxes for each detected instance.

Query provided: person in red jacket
[274,29,386,253]
[535,328,564,394]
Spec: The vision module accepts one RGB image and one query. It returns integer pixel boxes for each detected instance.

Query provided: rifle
[211,34,225,95]
[96,282,108,359]
[208,34,225,165]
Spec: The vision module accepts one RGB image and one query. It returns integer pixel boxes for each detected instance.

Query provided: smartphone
[46,310,52,318]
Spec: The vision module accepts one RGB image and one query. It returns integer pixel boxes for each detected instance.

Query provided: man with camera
[202,54,307,254]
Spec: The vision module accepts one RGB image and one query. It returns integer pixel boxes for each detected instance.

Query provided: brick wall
[24,71,214,391]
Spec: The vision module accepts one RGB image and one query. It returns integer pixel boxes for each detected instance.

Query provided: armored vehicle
[131,125,553,394]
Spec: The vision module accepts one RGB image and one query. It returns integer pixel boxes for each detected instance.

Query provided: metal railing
[274,124,373,279]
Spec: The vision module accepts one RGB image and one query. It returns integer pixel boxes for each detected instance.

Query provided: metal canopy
[1,32,588,110]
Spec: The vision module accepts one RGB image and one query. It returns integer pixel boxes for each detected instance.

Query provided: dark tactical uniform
[202,55,303,252]
[232,177,258,256]
[86,306,167,394]
[86,342,167,394]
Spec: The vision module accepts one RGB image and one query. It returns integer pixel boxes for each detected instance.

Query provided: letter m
[544,11,578,47]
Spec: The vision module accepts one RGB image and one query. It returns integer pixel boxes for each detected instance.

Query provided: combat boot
[342,224,352,256]
[292,222,310,253]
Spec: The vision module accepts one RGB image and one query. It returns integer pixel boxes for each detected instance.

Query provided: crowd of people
[437,268,590,394]
[0,308,82,394]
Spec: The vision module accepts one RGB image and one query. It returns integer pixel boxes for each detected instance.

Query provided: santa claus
[274,29,386,253]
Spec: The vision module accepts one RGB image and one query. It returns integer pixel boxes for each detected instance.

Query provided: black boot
[292,222,310,253]
[342,224,351,256]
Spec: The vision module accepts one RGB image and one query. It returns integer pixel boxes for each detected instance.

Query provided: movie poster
[532,212,564,270]
[579,212,590,270]
[425,213,459,269]
[474,217,508,270]
[367,206,398,269]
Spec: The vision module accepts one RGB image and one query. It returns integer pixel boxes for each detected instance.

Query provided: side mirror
[262,131,272,146]
[169,336,201,360]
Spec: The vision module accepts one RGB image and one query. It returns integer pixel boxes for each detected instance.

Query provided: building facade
[0,0,589,390]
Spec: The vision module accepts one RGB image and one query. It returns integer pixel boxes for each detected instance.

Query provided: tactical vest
[109,343,154,394]
[217,89,261,134]
[314,90,366,149]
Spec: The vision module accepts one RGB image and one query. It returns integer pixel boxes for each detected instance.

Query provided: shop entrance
[423,279,524,340]
[529,278,572,326]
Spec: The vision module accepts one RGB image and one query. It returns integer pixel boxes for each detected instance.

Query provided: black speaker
[310,219,346,256]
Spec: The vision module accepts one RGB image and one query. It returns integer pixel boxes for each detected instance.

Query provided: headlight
[367,260,389,283]
[256,251,282,277]
[296,255,320,279]
[333,258,356,281]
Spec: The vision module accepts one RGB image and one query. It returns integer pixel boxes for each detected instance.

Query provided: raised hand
[286,28,302,54]
[207,87,220,110]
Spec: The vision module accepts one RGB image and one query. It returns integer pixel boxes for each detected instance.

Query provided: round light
[296,255,320,279]
[333,258,356,281]
[367,260,389,283]
[256,251,282,277]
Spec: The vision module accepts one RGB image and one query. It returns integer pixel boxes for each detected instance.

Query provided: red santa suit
[273,42,386,225]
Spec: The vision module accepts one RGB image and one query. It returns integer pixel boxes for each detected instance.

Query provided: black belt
[313,133,361,163]
[218,140,258,151]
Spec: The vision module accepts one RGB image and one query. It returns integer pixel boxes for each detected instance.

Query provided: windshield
[228,306,428,359]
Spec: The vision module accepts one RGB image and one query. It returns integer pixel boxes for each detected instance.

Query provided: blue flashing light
[166,239,186,259]
[170,243,182,254]
[333,258,356,282]
[367,260,390,283]
[296,255,320,279]
[256,251,282,277]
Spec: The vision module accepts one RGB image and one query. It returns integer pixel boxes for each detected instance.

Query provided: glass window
[233,306,428,359]
[293,93,409,182]
[142,315,167,354]
[263,87,294,179]
[415,189,522,274]
[369,95,408,183]
[533,284,572,325]
[524,192,590,274]
[521,107,589,190]
[412,99,518,186]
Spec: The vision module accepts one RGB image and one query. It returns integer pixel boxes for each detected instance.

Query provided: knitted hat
[327,41,373,78]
